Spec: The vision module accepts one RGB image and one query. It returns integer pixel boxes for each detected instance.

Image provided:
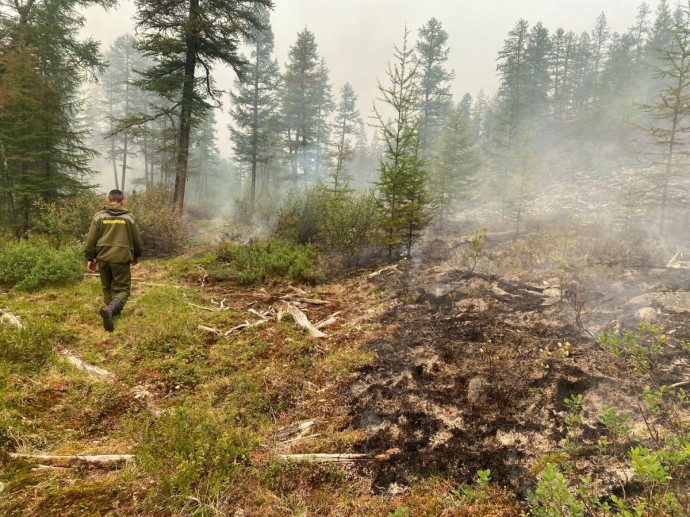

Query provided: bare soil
[343,235,690,498]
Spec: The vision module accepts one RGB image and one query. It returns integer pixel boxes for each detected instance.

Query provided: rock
[544,277,561,288]
[634,307,658,323]
[456,298,488,313]
[542,287,562,298]
[467,377,490,407]
[626,293,658,306]
[492,285,517,297]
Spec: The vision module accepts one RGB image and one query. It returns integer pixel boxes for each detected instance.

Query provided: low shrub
[31,193,103,245]
[0,239,82,291]
[275,186,379,265]
[216,238,324,285]
[0,322,56,373]
[274,187,325,244]
[128,184,189,257]
[132,405,257,503]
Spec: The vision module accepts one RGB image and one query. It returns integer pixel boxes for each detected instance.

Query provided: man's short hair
[108,189,125,203]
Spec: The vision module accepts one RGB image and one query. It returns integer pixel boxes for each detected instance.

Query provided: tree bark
[173,0,200,214]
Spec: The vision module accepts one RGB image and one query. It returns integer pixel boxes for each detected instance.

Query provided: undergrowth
[214,238,324,285]
[0,238,82,291]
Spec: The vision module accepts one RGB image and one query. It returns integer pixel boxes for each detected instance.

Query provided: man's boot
[100,299,125,331]
[111,299,125,318]
[99,303,115,332]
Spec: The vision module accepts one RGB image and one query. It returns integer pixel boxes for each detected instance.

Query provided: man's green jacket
[85,205,144,264]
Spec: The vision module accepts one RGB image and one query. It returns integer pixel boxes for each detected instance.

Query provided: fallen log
[280,434,321,446]
[315,311,341,329]
[315,317,337,330]
[281,295,330,306]
[367,264,399,279]
[54,349,114,381]
[275,419,316,438]
[198,325,223,336]
[668,379,690,389]
[9,453,133,466]
[277,453,391,463]
[285,304,327,338]
[0,309,23,328]
[186,303,216,312]
[224,319,268,335]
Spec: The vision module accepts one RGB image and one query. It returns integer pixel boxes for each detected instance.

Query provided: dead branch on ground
[285,304,327,338]
[0,308,23,328]
[54,348,115,381]
[367,264,399,279]
[9,453,133,466]
[275,419,316,438]
[277,453,391,463]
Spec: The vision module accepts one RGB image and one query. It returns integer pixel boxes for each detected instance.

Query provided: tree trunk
[173,0,200,214]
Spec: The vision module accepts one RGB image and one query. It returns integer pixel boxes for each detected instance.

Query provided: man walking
[85,189,144,332]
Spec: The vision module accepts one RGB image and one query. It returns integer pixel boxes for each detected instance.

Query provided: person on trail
[85,189,144,332]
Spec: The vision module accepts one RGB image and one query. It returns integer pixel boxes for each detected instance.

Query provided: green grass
[0,256,383,515]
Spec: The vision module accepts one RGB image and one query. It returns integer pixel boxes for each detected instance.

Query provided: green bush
[0,239,82,291]
[275,187,325,244]
[128,184,189,257]
[132,405,257,502]
[216,238,324,285]
[31,193,102,245]
[275,186,379,265]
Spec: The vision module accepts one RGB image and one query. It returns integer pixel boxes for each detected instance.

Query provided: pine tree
[229,8,282,213]
[102,34,152,192]
[428,102,481,229]
[640,2,690,235]
[282,29,325,184]
[549,28,576,132]
[313,58,335,179]
[188,110,222,206]
[0,0,113,236]
[374,28,430,257]
[134,0,272,213]
[330,82,362,195]
[414,18,454,157]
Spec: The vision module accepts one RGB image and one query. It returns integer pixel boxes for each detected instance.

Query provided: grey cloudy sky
[81,0,664,143]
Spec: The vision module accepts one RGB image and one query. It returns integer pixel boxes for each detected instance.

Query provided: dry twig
[285,304,327,338]
[54,348,115,381]
[9,453,133,466]
[277,453,391,463]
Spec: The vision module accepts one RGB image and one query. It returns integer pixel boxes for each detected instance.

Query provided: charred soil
[344,235,690,502]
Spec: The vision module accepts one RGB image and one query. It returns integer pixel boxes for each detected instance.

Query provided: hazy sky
[81,0,664,149]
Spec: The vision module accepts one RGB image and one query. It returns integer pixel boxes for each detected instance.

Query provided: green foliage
[528,463,585,516]
[127,184,188,257]
[132,404,257,502]
[598,323,666,374]
[387,507,411,517]
[564,393,584,429]
[374,28,431,257]
[452,468,493,504]
[0,0,105,237]
[275,186,378,264]
[0,322,56,374]
[30,193,102,245]
[0,239,82,291]
[599,406,632,440]
[275,188,325,244]
[215,238,323,285]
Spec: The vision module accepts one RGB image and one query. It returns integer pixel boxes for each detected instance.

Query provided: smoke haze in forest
[81,0,663,120]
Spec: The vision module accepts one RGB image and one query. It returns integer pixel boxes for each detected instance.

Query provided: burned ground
[344,235,690,500]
